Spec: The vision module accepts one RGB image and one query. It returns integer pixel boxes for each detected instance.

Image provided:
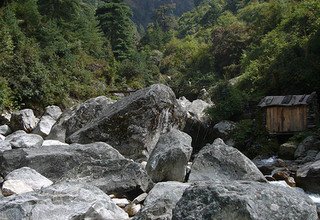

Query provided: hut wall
[266,106,307,133]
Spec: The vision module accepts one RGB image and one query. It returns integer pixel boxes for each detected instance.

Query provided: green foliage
[0,0,107,109]
[207,81,247,121]
[239,0,320,96]
[0,77,13,110]
[96,0,136,60]
[232,119,279,159]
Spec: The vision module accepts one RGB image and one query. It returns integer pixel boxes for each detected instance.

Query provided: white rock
[0,125,11,136]
[112,198,130,208]
[5,167,53,190]
[2,179,34,196]
[132,192,148,204]
[10,109,39,132]
[44,105,62,120]
[33,115,56,137]
[0,134,5,141]
[42,140,69,146]
[10,133,43,149]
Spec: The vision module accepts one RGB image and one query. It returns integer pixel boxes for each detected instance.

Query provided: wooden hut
[258,92,318,134]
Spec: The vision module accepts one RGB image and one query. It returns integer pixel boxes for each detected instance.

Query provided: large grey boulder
[146,129,192,182]
[178,97,215,153]
[9,133,43,149]
[295,136,320,163]
[10,109,39,132]
[33,115,56,137]
[67,84,185,160]
[133,181,190,220]
[296,160,320,193]
[47,96,115,142]
[188,138,266,182]
[61,158,152,198]
[44,105,62,120]
[172,181,318,220]
[0,142,152,197]
[5,167,53,191]
[0,182,129,220]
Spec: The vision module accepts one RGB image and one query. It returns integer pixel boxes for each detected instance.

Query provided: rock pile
[0,84,318,220]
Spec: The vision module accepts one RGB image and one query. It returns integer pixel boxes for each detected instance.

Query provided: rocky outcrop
[9,109,39,132]
[0,182,129,220]
[295,136,320,163]
[67,84,185,160]
[146,129,192,182]
[188,138,266,182]
[48,96,115,142]
[178,97,215,153]
[0,142,151,197]
[133,181,190,220]
[172,181,318,220]
[296,160,320,193]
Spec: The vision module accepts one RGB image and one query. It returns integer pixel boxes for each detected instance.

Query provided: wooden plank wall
[266,106,307,133]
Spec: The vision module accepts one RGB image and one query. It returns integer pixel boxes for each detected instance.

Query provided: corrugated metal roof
[258,93,316,107]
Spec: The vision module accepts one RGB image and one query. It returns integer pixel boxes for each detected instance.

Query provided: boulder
[0,141,11,152]
[0,182,129,220]
[213,120,236,138]
[279,142,298,160]
[0,125,11,136]
[296,160,320,193]
[4,167,53,191]
[188,138,266,182]
[146,129,192,182]
[133,181,190,220]
[9,133,43,149]
[61,158,152,198]
[2,179,33,196]
[5,130,26,142]
[10,109,39,132]
[295,136,320,163]
[0,112,11,125]
[32,115,56,137]
[44,105,62,120]
[67,84,185,161]
[47,96,115,142]
[172,181,318,220]
[0,142,152,198]
[177,97,215,154]
[0,134,4,141]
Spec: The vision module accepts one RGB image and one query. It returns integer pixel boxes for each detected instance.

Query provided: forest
[0,0,319,121]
